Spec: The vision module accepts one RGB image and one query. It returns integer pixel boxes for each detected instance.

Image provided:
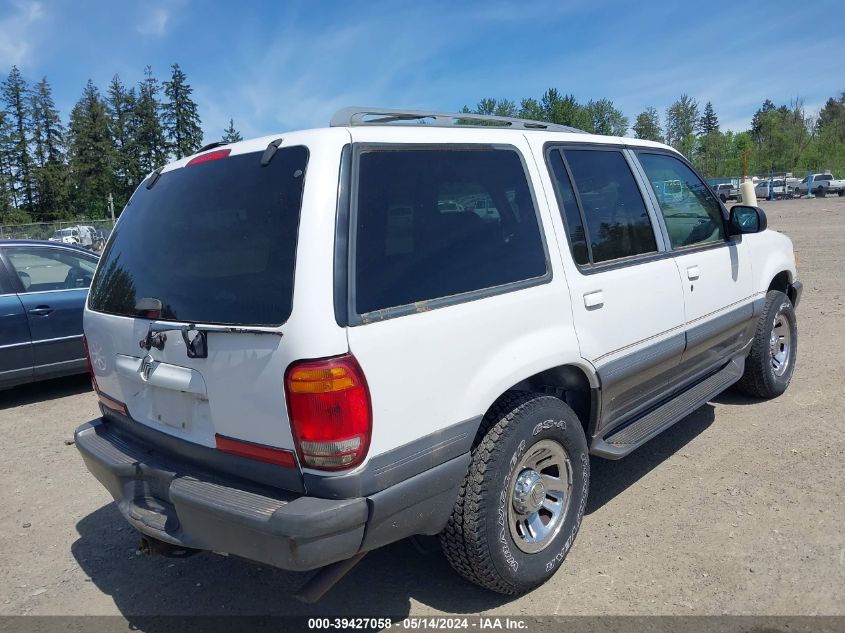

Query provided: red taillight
[215,435,297,468]
[82,335,97,392]
[84,335,129,416]
[187,148,230,166]
[285,354,372,471]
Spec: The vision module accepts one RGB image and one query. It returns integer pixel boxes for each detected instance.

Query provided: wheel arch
[479,363,599,444]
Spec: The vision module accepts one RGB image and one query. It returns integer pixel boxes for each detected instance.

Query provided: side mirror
[729,205,767,235]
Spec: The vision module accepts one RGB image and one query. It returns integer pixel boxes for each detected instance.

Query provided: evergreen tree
[633,107,662,141]
[1,66,35,215]
[30,78,69,220]
[750,99,775,142]
[107,75,142,203]
[665,94,699,157]
[0,110,15,216]
[221,118,243,143]
[134,66,167,174]
[584,98,628,136]
[518,98,545,121]
[540,89,588,129]
[816,92,845,142]
[162,63,203,159]
[67,80,114,218]
[698,101,719,135]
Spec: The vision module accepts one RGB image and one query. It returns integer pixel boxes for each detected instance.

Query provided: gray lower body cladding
[74,419,466,571]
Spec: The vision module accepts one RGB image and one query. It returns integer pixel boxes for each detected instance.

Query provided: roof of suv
[158,106,679,176]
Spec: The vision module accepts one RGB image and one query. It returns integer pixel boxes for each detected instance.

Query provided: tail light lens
[285,354,372,471]
[82,335,97,392]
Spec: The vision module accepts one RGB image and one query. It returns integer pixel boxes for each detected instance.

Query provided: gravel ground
[0,195,843,622]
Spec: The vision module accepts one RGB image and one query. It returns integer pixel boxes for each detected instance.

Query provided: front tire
[440,392,589,595]
[736,290,797,398]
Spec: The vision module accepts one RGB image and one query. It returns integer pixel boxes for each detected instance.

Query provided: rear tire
[440,392,589,595]
[735,290,797,399]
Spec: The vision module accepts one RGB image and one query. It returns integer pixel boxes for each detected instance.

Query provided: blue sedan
[0,240,99,389]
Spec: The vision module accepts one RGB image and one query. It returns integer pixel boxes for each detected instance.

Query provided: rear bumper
[75,419,465,571]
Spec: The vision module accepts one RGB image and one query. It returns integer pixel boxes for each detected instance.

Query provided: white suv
[75,107,802,597]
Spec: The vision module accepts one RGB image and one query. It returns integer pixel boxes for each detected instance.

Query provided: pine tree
[1,66,35,215]
[162,63,203,159]
[107,75,142,203]
[633,107,663,142]
[221,118,242,143]
[584,98,628,136]
[0,110,15,220]
[665,94,699,157]
[134,66,167,174]
[698,101,719,135]
[67,80,114,218]
[30,78,70,220]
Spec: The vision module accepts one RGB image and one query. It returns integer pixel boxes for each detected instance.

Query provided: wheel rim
[770,309,792,377]
[507,439,573,553]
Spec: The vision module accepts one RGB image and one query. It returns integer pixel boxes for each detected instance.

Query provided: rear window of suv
[353,147,548,315]
[89,146,308,326]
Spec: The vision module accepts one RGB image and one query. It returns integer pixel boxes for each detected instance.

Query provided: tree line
[4,66,845,226]
[0,64,243,225]
[463,89,845,181]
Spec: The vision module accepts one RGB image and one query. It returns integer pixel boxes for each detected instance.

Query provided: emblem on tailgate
[140,354,154,381]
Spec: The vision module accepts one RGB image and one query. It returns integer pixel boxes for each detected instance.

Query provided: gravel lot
[0,195,843,622]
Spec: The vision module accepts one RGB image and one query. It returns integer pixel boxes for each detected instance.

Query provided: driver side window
[6,247,97,293]
[638,153,725,249]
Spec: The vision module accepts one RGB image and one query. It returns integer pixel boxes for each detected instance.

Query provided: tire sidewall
[483,398,589,591]
[761,294,798,394]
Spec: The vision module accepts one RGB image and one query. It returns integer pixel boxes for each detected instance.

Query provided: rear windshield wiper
[139,321,283,359]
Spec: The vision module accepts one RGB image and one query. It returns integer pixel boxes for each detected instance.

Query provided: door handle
[686,266,700,281]
[29,305,54,316]
[583,290,604,308]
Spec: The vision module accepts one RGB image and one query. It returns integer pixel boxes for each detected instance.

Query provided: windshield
[88,146,308,326]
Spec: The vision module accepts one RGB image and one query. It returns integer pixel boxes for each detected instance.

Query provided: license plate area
[150,386,195,431]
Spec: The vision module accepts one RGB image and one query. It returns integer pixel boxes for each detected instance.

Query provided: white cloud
[135,6,171,37]
[0,0,46,67]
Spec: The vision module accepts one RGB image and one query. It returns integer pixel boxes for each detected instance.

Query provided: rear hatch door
[85,145,309,464]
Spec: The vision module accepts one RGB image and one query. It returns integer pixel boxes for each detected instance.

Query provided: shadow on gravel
[586,403,716,514]
[0,373,91,410]
[72,505,510,622]
[711,389,764,406]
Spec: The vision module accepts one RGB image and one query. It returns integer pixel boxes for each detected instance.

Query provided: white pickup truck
[794,173,845,196]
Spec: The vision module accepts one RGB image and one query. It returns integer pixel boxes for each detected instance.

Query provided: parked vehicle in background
[49,227,83,245]
[0,240,99,389]
[48,225,99,249]
[713,183,738,202]
[755,179,794,200]
[75,106,801,598]
[794,173,845,196]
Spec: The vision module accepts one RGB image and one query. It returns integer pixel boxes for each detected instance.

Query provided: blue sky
[1,0,843,141]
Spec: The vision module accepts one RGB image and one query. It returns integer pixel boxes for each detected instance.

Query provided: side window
[6,247,97,293]
[638,153,726,249]
[561,149,657,263]
[547,150,588,265]
[354,147,547,315]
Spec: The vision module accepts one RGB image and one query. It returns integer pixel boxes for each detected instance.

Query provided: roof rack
[330,106,585,133]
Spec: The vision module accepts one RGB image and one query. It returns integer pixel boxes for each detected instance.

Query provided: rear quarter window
[353,146,548,316]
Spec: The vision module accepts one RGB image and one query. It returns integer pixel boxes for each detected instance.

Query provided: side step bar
[591,357,744,459]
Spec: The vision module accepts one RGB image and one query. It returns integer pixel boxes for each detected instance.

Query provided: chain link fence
[0,218,116,250]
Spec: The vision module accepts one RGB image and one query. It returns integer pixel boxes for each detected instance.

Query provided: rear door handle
[29,305,54,316]
[583,290,604,308]
[686,266,700,280]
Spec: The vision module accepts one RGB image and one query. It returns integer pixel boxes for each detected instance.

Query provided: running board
[591,357,744,459]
